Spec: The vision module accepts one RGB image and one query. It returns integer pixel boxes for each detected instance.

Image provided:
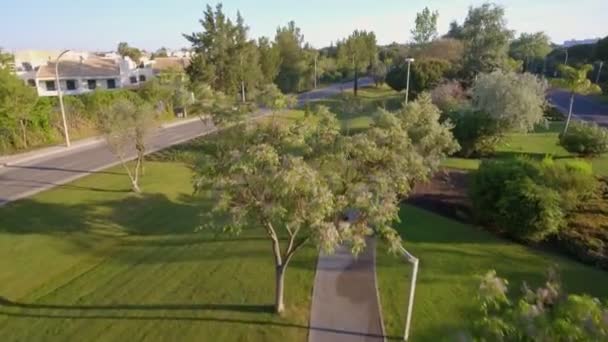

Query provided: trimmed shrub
[559,121,608,156]
[449,109,502,157]
[431,80,468,114]
[496,178,564,242]
[470,158,542,223]
[540,158,597,211]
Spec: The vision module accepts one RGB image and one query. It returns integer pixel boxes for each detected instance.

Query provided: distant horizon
[1,0,607,52]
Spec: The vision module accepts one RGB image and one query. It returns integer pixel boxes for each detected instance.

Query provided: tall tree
[0,48,14,69]
[117,42,142,62]
[195,99,457,314]
[0,68,37,149]
[411,7,439,44]
[152,47,169,58]
[337,30,377,96]
[472,71,548,133]
[184,4,262,95]
[444,20,463,40]
[97,98,156,192]
[258,37,281,84]
[596,35,608,61]
[509,32,552,72]
[553,64,602,134]
[460,3,514,79]
[274,21,307,93]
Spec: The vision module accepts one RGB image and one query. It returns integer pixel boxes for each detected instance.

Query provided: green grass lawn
[442,121,608,176]
[0,161,316,341]
[376,205,608,341]
[308,85,403,133]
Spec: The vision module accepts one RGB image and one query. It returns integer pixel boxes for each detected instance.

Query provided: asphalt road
[547,90,608,126]
[0,78,372,206]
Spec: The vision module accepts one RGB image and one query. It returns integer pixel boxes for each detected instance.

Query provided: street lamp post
[564,48,569,66]
[405,57,415,105]
[596,61,604,84]
[55,49,71,147]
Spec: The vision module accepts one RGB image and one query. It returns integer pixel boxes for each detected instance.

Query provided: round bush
[559,121,608,156]
[449,109,502,157]
[496,178,565,242]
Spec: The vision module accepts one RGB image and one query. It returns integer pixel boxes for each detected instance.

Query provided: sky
[1,0,607,52]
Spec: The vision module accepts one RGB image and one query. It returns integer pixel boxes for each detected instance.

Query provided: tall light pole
[564,47,569,65]
[55,49,71,147]
[405,57,415,105]
[596,61,604,84]
[314,53,318,89]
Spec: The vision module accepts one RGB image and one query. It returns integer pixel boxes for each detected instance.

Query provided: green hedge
[470,157,597,242]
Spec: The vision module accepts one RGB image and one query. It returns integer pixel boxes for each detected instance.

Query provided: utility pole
[55,49,71,147]
[596,61,604,84]
[314,53,318,89]
[405,57,415,105]
[564,48,569,65]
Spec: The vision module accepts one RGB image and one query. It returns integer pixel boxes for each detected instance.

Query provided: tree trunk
[131,179,141,193]
[353,68,359,97]
[137,152,145,177]
[275,265,286,314]
[20,119,27,148]
[563,93,575,135]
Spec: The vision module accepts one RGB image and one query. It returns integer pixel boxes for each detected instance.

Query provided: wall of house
[36,77,121,97]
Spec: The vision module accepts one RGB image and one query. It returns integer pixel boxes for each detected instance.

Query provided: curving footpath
[308,237,385,342]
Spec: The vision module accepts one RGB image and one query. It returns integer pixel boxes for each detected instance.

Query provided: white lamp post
[405,57,415,105]
[55,49,71,147]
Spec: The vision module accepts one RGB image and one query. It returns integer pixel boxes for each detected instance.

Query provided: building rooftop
[36,57,120,79]
[151,57,190,73]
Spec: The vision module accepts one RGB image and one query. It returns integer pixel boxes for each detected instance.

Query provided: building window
[45,80,56,91]
[87,80,97,90]
[27,79,36,87]
[139,75,146,82]
[66,80,77,90]
[130,76,137,84]
[107,79,116,89]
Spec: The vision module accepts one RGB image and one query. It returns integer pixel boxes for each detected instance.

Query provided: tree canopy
[0,68,38,149]
[552,64,602,133]
[96,98,156,193]
[195,96,457,314]
[0,48,14,69]
[509,32,552,72]
[472,269,608,341]
[184,4,263,95]
[274,21,307,93]
[596,35,608,61]
[460,3,514,78]
[117,42,143,63]
[472,71,547,133]
[411,7,439,44]
[337,30,377,95]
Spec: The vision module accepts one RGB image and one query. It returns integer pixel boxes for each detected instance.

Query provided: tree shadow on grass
[0,193,201,236]
[0,297,273,313]
[0,297,385,340]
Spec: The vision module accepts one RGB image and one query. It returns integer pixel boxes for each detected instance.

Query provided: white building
[14,50,189,97]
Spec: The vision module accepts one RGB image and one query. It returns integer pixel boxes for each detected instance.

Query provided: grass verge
[376,205,608,341]
[0,161,316,341]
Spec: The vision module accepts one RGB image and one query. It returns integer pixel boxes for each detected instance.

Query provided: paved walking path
[308,238,385,342]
